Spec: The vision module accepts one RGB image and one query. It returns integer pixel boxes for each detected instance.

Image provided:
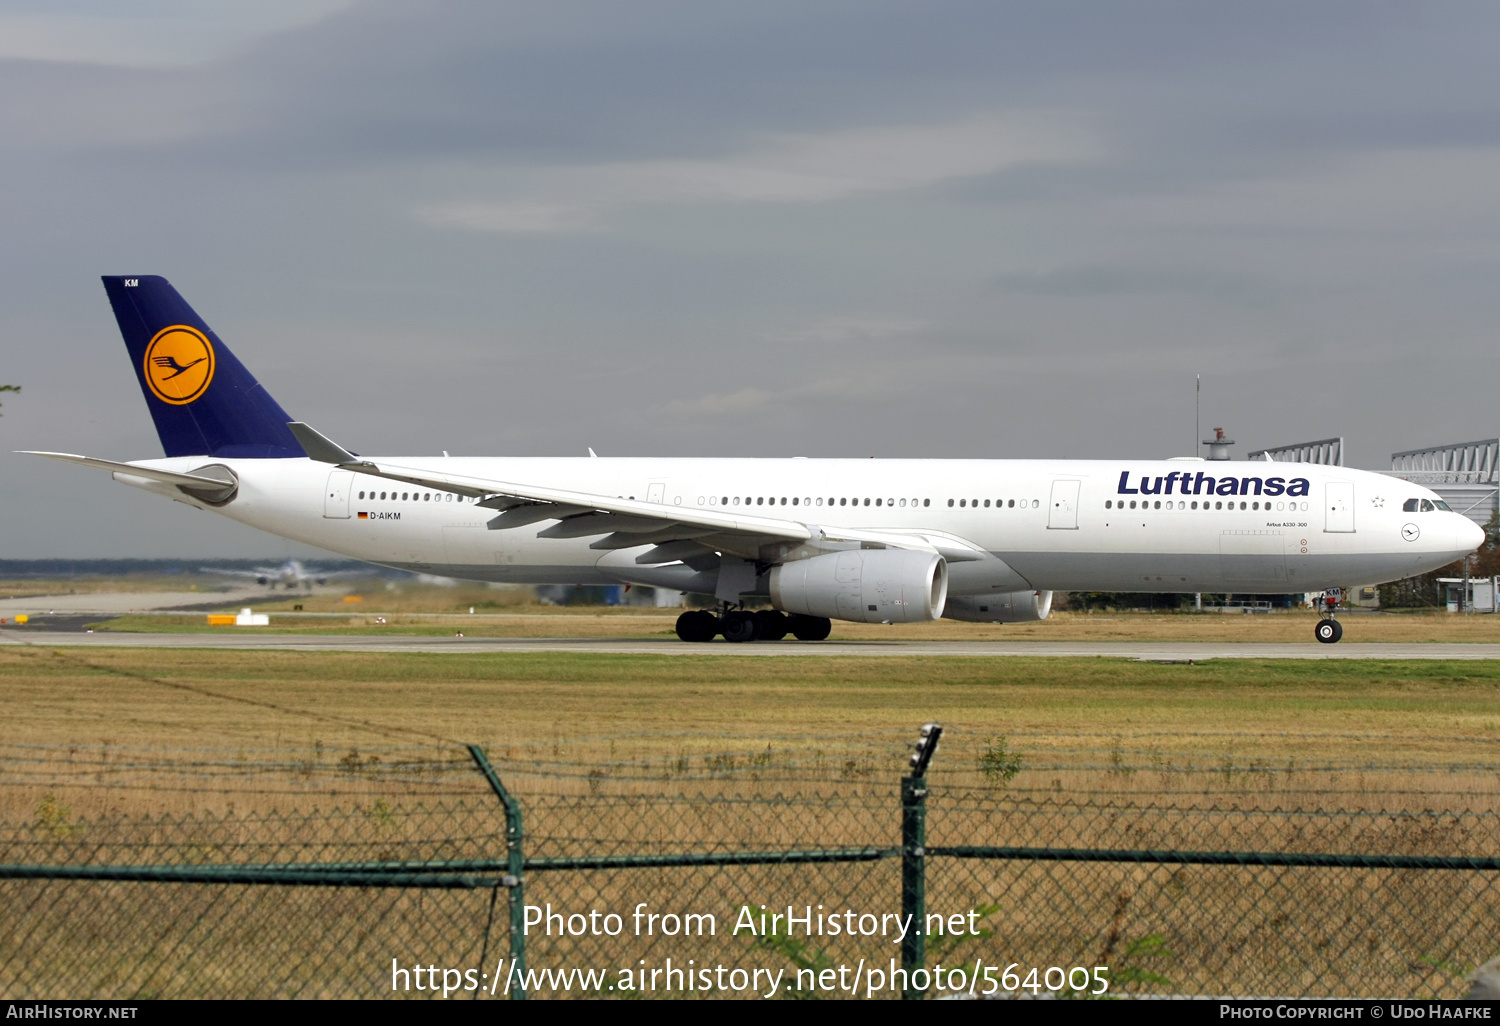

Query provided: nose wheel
[1314,589,1344,644]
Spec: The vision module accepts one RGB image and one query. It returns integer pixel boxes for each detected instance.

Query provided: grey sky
[3,1,1498,556]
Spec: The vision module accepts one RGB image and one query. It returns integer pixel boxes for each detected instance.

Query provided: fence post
[901,723,942,1001]
[901,771,928,1000]
[469,744,526,1001]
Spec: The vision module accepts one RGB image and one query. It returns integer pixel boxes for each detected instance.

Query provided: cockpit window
[1403,498,1419,512]
[1435,500,1452,511]
[1420,499,1436,512]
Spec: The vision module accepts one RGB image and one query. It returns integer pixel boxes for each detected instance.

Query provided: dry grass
[0,645,1496,819]
[2,646,1498,999]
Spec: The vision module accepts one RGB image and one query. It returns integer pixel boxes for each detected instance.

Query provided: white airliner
[200,558,373,591]
[22,277,1483,644]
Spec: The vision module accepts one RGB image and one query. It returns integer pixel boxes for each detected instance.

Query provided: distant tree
[0,383,16,415]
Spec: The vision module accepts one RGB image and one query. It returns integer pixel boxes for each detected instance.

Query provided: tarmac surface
[0,589,266,617]
[1,630,1496,660]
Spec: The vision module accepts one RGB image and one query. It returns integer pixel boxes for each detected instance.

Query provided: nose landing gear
[1315,589,1344,644]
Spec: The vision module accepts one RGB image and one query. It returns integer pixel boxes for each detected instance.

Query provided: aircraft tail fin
[101,275,304,459]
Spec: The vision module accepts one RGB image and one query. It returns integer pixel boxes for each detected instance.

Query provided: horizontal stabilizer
[18,451,238,501]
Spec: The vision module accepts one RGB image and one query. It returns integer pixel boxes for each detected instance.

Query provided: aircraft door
[647,482,666,504]
[323,470,353,519]
[1324,481,1355,533]
[1047,480,1081,529]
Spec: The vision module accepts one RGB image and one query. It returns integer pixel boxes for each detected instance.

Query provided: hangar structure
[1386,438,1498,527]
[1247,437,1344,466]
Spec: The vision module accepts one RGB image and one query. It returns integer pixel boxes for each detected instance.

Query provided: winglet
[286,422,359,465]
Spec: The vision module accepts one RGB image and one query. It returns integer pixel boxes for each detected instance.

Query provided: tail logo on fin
[143,325,215,405]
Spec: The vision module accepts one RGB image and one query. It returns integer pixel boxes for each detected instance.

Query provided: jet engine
[943,590,1053,623]
[768,549,947,623]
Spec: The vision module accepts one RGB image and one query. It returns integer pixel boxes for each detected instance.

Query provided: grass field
[3,641,1498,999]
[2,643,1497,818]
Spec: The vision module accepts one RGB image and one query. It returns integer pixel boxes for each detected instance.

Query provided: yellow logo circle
[143,325,215,405]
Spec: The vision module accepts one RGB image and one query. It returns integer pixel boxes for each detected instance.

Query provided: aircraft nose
[1460,516,1486,553]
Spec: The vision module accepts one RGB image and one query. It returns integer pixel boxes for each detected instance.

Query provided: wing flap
[589,525,718,550]
[537,513,677,539]
[635,540,714,564]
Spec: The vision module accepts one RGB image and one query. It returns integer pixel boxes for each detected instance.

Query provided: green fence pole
[901,723,941,1001]
[469,744,526,1000]
[901,772,927,1000]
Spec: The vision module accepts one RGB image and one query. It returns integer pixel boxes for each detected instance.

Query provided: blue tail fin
[102,276,304,459]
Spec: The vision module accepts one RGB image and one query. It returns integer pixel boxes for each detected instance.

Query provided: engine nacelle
[943,590,1053,623]
[769,549,947,623]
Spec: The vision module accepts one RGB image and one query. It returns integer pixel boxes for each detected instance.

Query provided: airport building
[1385,438,1498,527]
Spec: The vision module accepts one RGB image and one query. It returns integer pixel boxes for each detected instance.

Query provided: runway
[0,589,267,617]
[2,629,1497,660]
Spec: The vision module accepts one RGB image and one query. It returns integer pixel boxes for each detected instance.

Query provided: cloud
[767,316,927,343]
[409,112,1103,231]
[659,387,775,418]
[993,266,1262,299]
[0,1,354,68]
[411,201,597,234]
[593,113,1102,204]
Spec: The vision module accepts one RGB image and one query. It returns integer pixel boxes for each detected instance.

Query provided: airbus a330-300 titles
[22,277,1483,643]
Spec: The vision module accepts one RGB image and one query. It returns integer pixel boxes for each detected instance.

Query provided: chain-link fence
[1,732,1497,999]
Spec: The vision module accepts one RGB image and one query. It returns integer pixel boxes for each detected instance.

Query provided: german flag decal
[357,512,368,519]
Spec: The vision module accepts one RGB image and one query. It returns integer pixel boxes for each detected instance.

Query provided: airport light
[909,722,943,776]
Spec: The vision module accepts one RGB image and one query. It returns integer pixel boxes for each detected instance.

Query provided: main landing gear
[674,607,832,643]
[1315,589,1344,644]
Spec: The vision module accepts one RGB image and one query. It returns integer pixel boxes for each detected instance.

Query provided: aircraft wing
[287,423,995,564]
[289,422,817,558]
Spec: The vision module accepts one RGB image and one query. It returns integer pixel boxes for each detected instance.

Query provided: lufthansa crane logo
[143,325,215,405]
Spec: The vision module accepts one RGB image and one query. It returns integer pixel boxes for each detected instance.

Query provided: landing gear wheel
[754,610,789,641]
[788,614,832,642]
[674,610,718,643]
[721,609,761,643]
[1314,619,1342,644]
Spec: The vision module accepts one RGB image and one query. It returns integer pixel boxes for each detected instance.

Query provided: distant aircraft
[22,276,1486,644]
[199,558,371,591]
